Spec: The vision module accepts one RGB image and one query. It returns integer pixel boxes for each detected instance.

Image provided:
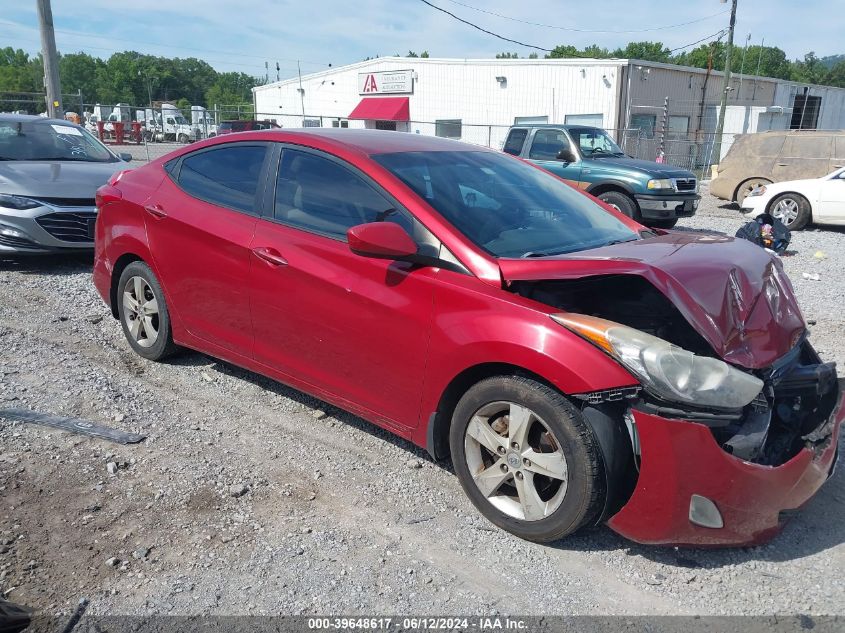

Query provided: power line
[418,0,552,52]
[420,1,730,59]
[441,0,729,34]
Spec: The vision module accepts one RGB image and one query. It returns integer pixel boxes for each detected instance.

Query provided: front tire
[449,376,605,543]
[768,192,811,230]
[117,261,178,361]
[597,191,640,221]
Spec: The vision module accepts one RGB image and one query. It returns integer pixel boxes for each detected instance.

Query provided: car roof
[0,113,81,127]
[509,124,601,130]
[256,128,494,155]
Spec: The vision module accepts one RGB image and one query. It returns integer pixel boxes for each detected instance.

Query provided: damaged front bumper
[607,390,843,547]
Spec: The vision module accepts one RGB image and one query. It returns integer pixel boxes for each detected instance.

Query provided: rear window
[503,129,528,156]
[176,144,267,214]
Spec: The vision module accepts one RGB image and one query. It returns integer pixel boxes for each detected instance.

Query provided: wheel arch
[109,253,145,319]
[733,176,772,203]
[586,180,636,198]
[765,190,812,213]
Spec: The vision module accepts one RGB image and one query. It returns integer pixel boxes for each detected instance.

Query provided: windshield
[569,127,625,156]
[373,150,638,258]
[0,120,117,162]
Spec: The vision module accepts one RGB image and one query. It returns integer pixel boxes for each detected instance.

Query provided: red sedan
[93,130,843,547]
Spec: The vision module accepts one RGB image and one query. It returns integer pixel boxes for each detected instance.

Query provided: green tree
[546,45,579,59]
[420,51,430,58]
[407,51,419,58]
[612,41,671,62]
[581,44,611,58]
[59,52,102,103]
[823,60,845,88]
[0,47,43,112]
[791,52,828,84]
[496,52,519,59]
[528,52,539,59]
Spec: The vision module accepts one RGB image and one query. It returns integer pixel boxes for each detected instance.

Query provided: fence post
[657,96,669,163]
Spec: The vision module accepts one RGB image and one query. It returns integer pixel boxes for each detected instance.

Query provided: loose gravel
[0,186,843,618]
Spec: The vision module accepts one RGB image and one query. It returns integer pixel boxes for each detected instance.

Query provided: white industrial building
[252,57,845,164]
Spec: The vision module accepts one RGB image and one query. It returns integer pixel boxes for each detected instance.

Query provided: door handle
[252,246,288,267]
[144,203,167,218]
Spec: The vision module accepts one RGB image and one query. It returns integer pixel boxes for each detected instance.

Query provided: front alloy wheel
[450,376,605,542]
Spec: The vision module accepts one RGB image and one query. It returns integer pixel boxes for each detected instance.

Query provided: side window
[274,149,414,239]
[177,145,267,214]
[528,129,569,160]
[503,129,527,156]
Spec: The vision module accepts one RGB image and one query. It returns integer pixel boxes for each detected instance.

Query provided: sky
[1,0,841,81]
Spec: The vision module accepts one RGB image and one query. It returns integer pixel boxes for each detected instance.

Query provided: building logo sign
[358,70,414,95]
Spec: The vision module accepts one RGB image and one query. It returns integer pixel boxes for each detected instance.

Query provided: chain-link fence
[68,102,735,179]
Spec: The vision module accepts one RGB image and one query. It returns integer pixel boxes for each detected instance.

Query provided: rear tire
[768,193,811,230]
[116,261,179,361]
[449,375,605,543]
[597,190,639,221]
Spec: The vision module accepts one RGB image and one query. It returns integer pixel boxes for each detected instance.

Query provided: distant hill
[821,54,845,68]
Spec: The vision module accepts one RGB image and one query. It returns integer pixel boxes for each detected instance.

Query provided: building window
[790,94,821,129]
[667,115,690,137]
[331,119,349,128]
[514,115,548,125]
[564,113,603,127]
[630,114,656,139]
[435,119,462,139]
[375,120,397,131]
[303,118,321,128]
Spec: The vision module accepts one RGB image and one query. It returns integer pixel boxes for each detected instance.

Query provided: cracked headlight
[551,313,763,410]
[0,194,40,210]
[747,185,767,197]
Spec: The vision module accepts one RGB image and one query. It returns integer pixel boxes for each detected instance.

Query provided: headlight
[551,313,763,410]
[647,179,673,190]
[747,185,767,197]
[0,194,40,210]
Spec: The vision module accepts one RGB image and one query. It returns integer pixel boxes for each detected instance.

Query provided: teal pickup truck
[503,125,700,228]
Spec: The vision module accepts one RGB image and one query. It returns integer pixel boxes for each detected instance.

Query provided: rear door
[771,135,833,182]
[525,128,583,187]
[248,145,438,428]
[144,141,271,354]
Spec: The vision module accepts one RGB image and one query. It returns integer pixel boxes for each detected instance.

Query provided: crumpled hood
[499,232,806,369]
[0,161,126,199]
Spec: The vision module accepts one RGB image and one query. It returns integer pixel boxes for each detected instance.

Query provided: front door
[526,128,583,188]
[249,146,436,429]
[816,171,845,222]
[144,142,270,354]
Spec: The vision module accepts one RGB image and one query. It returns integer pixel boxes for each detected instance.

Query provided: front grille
[674,178,697,192]
[35,212,97,243]
[32,197,96,208]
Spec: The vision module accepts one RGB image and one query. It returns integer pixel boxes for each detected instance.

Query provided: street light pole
[37,0,63,118]
[712,0,738,166]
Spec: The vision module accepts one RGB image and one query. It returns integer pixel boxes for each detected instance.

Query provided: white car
[741,166,845,230]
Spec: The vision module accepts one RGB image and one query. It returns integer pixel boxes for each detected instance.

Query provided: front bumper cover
[634,193,700,220]
[0,204,97,253]
[607,394,843,546]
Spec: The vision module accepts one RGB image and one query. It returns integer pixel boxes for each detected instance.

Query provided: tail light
[95,184,123,208]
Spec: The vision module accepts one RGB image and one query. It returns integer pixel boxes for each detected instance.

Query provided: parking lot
[0,180,843,617]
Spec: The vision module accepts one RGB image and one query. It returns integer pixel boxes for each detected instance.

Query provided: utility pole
[37,0,63,118]
[711,0,737,165]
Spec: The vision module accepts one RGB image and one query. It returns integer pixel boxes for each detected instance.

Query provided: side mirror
[119,152,132,162]
[347,222,418,260]
[556,148,576,162]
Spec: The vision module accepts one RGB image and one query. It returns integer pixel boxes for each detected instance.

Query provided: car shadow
[167,351,439,465]
[0,252,93,275]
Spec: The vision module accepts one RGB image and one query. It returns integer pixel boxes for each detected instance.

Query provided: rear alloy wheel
[450,376,605,542]
[736,178,772,206]
[117,261,178,361]
[769,192,811,230]
[597,191,640,221]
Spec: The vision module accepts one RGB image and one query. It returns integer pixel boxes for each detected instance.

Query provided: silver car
[0,114,131,254]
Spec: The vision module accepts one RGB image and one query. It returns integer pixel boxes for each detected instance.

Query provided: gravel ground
[0,185,843,618]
